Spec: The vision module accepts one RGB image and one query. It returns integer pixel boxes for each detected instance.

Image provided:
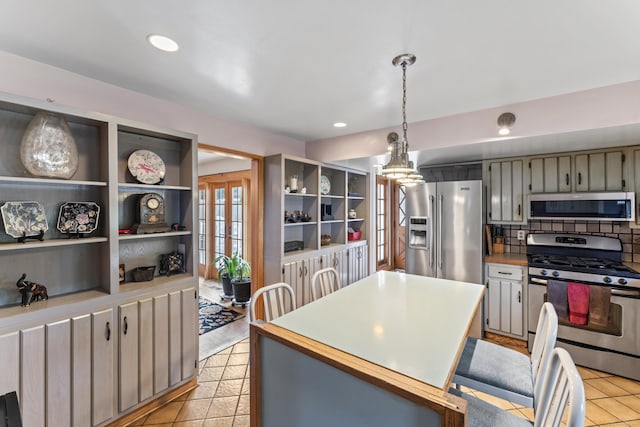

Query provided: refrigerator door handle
[430,195,435,268]
[438,193,443,270]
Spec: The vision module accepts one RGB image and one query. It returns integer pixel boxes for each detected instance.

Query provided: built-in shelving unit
[0,92,198,426]
[265,154,369,304]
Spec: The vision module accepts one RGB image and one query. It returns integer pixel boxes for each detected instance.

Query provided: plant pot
[220,273,233,297]
[232,279,251,303]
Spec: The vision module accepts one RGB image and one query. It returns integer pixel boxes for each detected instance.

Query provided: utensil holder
[493,237,504,254]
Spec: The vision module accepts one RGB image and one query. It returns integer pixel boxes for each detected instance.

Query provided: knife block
[493,237,505,254]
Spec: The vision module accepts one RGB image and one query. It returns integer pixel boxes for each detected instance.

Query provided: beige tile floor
[130,333,640,426]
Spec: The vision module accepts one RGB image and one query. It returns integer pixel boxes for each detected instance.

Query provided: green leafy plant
[215,252,250,282]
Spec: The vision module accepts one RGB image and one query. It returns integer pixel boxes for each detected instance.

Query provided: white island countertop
[272,270,485,390]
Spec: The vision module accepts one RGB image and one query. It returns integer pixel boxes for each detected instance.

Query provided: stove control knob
[603,276,612,284]
[618,278,628,285]
[540,270,548,276]
[552,271,560,277]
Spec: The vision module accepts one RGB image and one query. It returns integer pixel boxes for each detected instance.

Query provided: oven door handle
[530,278,640,297]
[611,288,640,298]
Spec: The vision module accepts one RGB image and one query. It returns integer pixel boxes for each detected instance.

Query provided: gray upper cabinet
[529,156,571,193]
[487,160,525,224]
[575,151,624,192]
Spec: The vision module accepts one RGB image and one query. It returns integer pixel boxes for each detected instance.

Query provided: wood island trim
[250,322,466,427]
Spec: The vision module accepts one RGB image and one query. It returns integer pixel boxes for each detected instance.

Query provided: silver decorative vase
[20,111,79,179]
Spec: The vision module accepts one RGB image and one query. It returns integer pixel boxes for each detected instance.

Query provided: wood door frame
[392,182,406,270]
[376,176,393,271]
[198,144,264,297]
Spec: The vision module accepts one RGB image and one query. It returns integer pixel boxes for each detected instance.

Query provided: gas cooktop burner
[530,254,633,271]
[529,254,636,275]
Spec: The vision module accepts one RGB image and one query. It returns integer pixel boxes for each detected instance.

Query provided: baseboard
[105,378,198,427]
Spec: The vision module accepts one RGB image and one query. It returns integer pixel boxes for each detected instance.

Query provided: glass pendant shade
[381,132,414,179]
[20,112,79,179]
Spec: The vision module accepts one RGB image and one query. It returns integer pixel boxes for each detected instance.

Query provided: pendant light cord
[401,62,408,147]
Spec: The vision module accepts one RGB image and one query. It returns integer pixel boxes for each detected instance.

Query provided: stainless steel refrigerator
[405,180,484,338]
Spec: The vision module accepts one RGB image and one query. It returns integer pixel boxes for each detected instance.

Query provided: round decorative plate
[127,150,166,184]
[320,175,331,195]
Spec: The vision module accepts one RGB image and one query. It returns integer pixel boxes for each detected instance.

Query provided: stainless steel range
[527,233,640,380]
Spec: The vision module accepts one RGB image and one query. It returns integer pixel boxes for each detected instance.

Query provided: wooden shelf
[118,231,191,241]
[0,237,108,252]
[0,175,107,187]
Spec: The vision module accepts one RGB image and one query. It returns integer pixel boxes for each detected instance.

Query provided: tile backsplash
[500,221,638,262]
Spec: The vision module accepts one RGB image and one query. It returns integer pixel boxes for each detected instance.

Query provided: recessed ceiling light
[147,34,179,52]
[333,122,347,128]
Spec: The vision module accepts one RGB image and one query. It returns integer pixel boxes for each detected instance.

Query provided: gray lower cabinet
[72,314,93,427]
[119,302,140,412]
[283,257,321,307]
[320,248,348,287]
[485,263,526,339]
[47,319,72,427]
[139,298,154,402]
[348,243,369,284]
[92,308,115,426]
[181,288,198,381]
[118,289,197,413]
[0,309,115,427]
[0,289,197,427]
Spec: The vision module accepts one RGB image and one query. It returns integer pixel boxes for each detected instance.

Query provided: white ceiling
[1,1,640,144]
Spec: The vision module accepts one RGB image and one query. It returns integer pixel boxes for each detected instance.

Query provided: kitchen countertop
[484,253,528,266]
[271,270,485,390]
[623,261,640,273]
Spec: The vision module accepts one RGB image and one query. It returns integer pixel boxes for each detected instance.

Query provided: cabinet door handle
[517,291,521,303]
[498,271,513,275]
[565,173,570,185]
[517,204,521,216]
[304,265,308,276]
[123,316,128,335]
[578,172,582,185]
[299,266,303,278]
[106,321,111,341]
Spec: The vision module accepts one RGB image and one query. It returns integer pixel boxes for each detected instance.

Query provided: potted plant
[214,254,234,299]
[220,252,252,305]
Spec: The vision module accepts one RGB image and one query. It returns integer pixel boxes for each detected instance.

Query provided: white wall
[0,51,305,158]
[306,80,640,165]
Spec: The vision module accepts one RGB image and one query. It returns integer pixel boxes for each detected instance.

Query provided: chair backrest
[310,267,341,301]
[531,302,558,399]
[534,347,585,427]
[250,282,296,322]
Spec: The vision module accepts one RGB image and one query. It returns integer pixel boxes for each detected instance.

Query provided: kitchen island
[250,270,484,427]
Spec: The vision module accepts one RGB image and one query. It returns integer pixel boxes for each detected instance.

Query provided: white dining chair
[310,267,341,301]
[453,302,558,407]
[249,282,296,322]
[450,347,585,427]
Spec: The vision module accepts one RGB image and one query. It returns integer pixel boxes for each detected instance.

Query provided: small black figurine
[16,273,48,306]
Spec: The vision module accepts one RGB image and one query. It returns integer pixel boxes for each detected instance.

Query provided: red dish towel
[567,282,590,325]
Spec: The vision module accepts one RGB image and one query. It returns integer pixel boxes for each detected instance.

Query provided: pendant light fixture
[381,53,423,185]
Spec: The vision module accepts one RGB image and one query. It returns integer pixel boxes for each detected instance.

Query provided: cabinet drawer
[487,264,523,281]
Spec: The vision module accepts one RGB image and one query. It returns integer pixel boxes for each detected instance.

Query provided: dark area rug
[199,296,245,335]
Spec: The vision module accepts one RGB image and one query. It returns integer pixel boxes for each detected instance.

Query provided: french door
[198,170,250,280]
[213,180,244,266]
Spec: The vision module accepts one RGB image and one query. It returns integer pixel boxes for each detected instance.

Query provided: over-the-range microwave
[528,192,635,221]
